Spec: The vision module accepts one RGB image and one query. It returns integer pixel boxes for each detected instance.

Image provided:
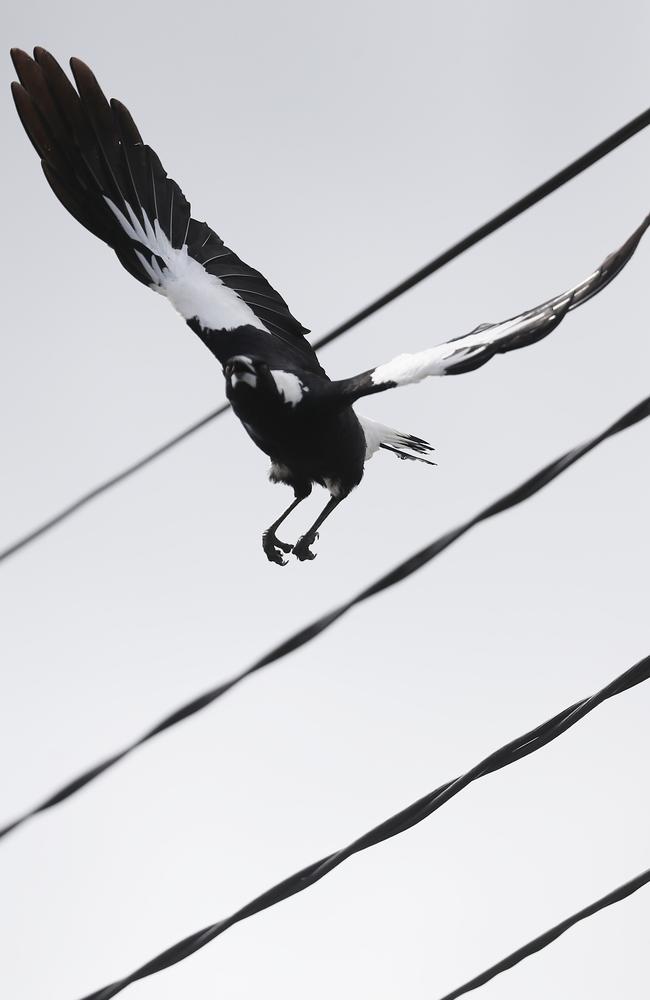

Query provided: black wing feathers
[12,49,150,271]
[10,47,311,348]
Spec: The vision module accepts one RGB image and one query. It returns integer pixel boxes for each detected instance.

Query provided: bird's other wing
[330,213,649,403]
[10,48,319,370]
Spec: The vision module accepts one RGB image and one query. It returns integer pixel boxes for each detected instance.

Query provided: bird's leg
[262,496,305,566]
[293,496,342,562]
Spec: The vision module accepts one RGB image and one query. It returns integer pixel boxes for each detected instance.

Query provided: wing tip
[32,46,62,73]
[68,55,93,92]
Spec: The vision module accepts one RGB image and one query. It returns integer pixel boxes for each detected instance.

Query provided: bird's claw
[293,532,319,562]
[262,531,293,566]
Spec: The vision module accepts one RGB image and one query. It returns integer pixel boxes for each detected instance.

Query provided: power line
[0,406,228,563]
[2,106,649,566]
[75,651,650,1000]
[437,867,650,1000]
[2,394,648,842]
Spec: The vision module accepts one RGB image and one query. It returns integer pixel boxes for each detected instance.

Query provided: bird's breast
[234,397,366,493]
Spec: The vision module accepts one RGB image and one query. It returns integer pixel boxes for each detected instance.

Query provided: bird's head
[225,355,309,409]
[224,355,265,394]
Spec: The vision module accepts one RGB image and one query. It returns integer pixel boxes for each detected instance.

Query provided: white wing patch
[370,349,452,387]
[370,307,570,387]
[270,370,308,406]
[104,197,269,334]
[370,313,547,386]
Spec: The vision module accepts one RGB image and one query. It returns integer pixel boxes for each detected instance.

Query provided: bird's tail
[359,415,436,466]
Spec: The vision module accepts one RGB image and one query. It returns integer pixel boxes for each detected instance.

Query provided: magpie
[10,49,649,564]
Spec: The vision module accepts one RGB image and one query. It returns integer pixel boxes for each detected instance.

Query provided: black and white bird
[11,49,649,563]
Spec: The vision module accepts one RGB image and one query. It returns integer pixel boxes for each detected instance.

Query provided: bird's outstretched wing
[10,48,318,370]
[331,213,649,402]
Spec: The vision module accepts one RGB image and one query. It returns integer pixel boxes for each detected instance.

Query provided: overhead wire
[2,393,648,841]
[75,651,650,1000]
[437,867,650,1000]
[2,106,649,565]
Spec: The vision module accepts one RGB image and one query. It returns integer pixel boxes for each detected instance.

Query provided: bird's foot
[262,530,293,566]
[293,532,319,562]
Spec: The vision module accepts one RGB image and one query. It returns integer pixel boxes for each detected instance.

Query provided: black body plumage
[226,359,367,495]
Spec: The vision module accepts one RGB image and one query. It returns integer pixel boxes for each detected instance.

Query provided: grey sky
[1,1,649,998]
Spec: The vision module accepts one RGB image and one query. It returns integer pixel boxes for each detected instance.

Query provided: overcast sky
[1,2,649,998]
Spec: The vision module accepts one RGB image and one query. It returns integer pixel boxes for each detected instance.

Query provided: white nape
[104,197,269,334]
[270,370,308,406]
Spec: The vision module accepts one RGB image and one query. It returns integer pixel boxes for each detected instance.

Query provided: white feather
[359,415,432,463]
[105,197,269,334]
[270,370,308,406]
